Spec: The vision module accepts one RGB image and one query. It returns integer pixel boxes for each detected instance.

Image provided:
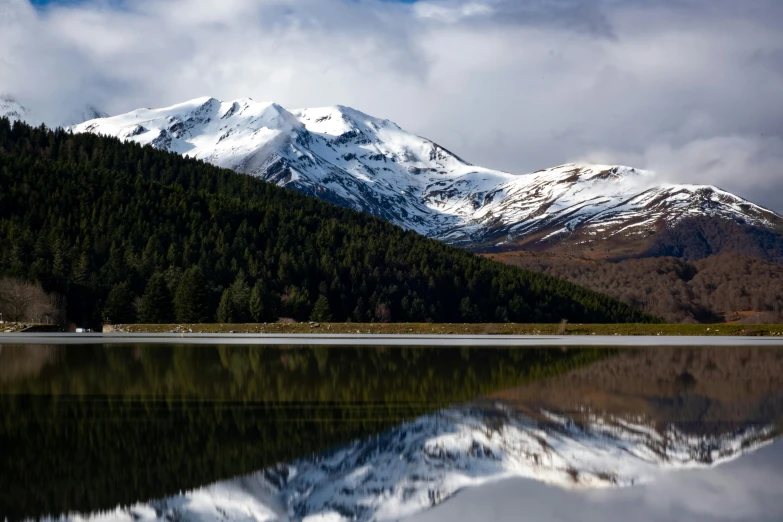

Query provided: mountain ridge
[67,96,783,254]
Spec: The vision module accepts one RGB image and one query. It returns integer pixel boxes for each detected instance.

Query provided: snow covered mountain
[46,404,775,522]
[69,96,783,251]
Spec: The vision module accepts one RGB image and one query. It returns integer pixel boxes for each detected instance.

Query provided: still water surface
[1,344,782,521]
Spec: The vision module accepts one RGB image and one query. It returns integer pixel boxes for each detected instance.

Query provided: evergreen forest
[0,118,656,326]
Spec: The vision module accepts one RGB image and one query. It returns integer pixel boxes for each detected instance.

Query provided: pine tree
[249,283,264,322]
[174,267,210,323]
[216,289,237,323]
[71,252,91,286]
[103,282,136,324]
[352,297,366,322]
[51,240,68,282]
[228,270,250,322]
[138,273,174,324]
[249,280,279,322]
[459,297,480,322]
[310,295,333,322]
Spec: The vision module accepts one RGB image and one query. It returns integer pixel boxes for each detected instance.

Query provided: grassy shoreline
[102,323,783,336]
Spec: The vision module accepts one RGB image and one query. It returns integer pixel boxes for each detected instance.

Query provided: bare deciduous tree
[0,277,65,324]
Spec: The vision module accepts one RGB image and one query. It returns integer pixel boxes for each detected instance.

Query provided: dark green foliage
[459,296,480,322]
[174,267,210,323]
[249,280,279,322]
[226,270,251,322]
[216,289,237,323]
[310,295,333,322]
[0,118,657,326]
[137,273,174,323]
[102,282,135,324]
[281,285,312,321]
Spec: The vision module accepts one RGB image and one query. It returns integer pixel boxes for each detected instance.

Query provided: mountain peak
[72,96,308,170]
[293,104,398,135]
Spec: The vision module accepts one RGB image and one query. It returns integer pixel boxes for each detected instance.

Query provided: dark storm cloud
[1,0,781,210]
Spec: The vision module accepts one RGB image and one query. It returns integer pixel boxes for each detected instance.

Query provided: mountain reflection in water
[1,344,782,521]
[410,442,783,522]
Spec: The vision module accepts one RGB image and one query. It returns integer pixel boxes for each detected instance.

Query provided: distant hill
[0,118,655,326]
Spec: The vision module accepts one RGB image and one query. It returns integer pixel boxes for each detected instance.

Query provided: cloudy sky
[2,0,782,211]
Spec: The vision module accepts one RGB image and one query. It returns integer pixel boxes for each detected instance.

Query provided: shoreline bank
[3,332,783,347]
[101,322,783,337]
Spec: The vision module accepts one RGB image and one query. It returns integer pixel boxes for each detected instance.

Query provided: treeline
[0,344,612,520]
[0,118,655,326]
[493,251,783,323]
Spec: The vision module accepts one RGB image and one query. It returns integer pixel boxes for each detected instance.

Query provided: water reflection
[489,346,783,433]
[0,344,605,521]
[1,345,781,521]
[410,442,783,522]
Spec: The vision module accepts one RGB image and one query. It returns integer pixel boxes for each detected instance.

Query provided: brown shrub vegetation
[490,252,783,323]
[0,277,65,324]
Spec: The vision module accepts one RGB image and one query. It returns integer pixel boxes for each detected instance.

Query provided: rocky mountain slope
[68,97,783,254]
[47,404,775,522]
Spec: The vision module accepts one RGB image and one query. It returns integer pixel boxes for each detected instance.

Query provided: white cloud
[414,2,494,24]
[1,0,782,211]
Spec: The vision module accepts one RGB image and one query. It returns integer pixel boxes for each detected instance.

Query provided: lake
[1,343,782,521]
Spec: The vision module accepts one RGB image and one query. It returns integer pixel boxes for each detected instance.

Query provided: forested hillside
[645,216,783,263]
[0,118,655,326]
[489,251,783,323]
